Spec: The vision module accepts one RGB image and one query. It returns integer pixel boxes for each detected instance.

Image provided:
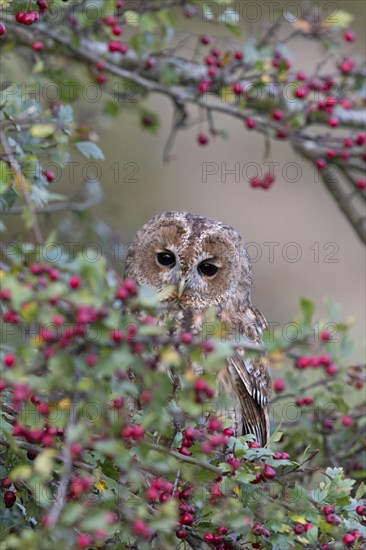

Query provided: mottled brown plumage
[125,211,271,445]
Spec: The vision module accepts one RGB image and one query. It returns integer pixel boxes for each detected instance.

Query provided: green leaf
[323,9,353,28]
[76,141,105,160]
[30,124,55,138]
[355,482,366,500]
[299,297,315,326]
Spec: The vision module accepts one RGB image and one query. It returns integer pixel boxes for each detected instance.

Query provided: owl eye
[198,262,219,277]
[156,251,176,267]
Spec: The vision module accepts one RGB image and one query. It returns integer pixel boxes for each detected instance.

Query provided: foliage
[0,0,365,240]
[0,253,365,549]
[0,2,365,549]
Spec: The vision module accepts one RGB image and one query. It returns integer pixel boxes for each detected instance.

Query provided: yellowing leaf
[10,464,32,482]
[31,335,42,348]
[234,486,242,496]
[269,350,284,365]
[59,398,71,411]
[161,348,180,366]
[291,515,307,524]
[34,449,57,476]
[95,479,107,492]
[30,123,55,138]
[21,301,38,323]
[323,10,353,28]
[278,523,292,534]
[124,10,139,26]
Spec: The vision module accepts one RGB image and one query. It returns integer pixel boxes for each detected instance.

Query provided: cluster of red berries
[250,172,275,190]
[293,522,312,535]
[115,278,138,300]
[121,423,145,443]
[194,377,215,403]
[146,477,173,502]
[11,418,63,450]
[202,526,232,548]
[295,353,337,376]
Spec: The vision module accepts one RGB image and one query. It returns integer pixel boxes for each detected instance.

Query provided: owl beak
[177,277,186,298]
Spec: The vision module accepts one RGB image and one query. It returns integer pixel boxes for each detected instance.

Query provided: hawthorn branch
[3,17,366,243]
[146,442,222,475]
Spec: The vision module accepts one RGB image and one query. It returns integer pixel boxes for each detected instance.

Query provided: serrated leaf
[76,141,105,160]
[355,482,366,500]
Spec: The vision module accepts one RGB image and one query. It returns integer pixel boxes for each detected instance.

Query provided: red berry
[326,513,338,525]
[340,415,353,427]
[200,34,211,45]
[76,534,93,548]
[294,524,305,535]
[272,109,283,120]
[296,71,306,81]
[69,275,81,289]
[1,477,11,489]
[112,25,122,36]
[232,82,242,95]
[3,353,16,367]
[356,178,366,190]
[203,533,215,542]
[326,364,337,376]
[198,80,210,93]
[16,12,26,23]
[320,330,331,341]
[96,61,104,71]
[145,58,155,69]
[234,50,243,60]
[273,378,285,393]
[339,59,355,74]
[343,534,356,546]
[302,396,313,405]
[249,441,260,449]
[32,41,44,51]
[104,15,116,26]
[328,116,339,128]
[250,177,261,188]
[344,30,356,42]
[178,446,192,456]
[211,47,220,57]
[263,464,276,479]
[0,288,11,300]
[181,512,194,525]
[322,505,335,515]
[295,86,308,99]
[43,170,55,182]
[4,490,16,508]
[197,133,209,145]
[356,505,366,516]
[0,23,6,36]
[356,132,366,146]
[181,332,193,344]
[176,529,186,539]
[326,149,336,158]
[204,55,215,66]
[245,118,256,129]
[223,427,234,437]
[315,159,326,170]
[252,524,263,536]
[96,74,106,84]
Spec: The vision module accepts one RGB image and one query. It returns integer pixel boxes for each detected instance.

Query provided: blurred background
[2,0,365,359]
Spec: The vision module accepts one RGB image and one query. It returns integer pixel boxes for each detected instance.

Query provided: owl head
[125,211,253,310]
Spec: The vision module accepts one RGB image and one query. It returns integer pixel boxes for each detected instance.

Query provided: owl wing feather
[226,352,270,446]
[219,304,270,446]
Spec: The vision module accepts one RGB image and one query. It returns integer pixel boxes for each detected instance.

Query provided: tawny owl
[124,211,270,446]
